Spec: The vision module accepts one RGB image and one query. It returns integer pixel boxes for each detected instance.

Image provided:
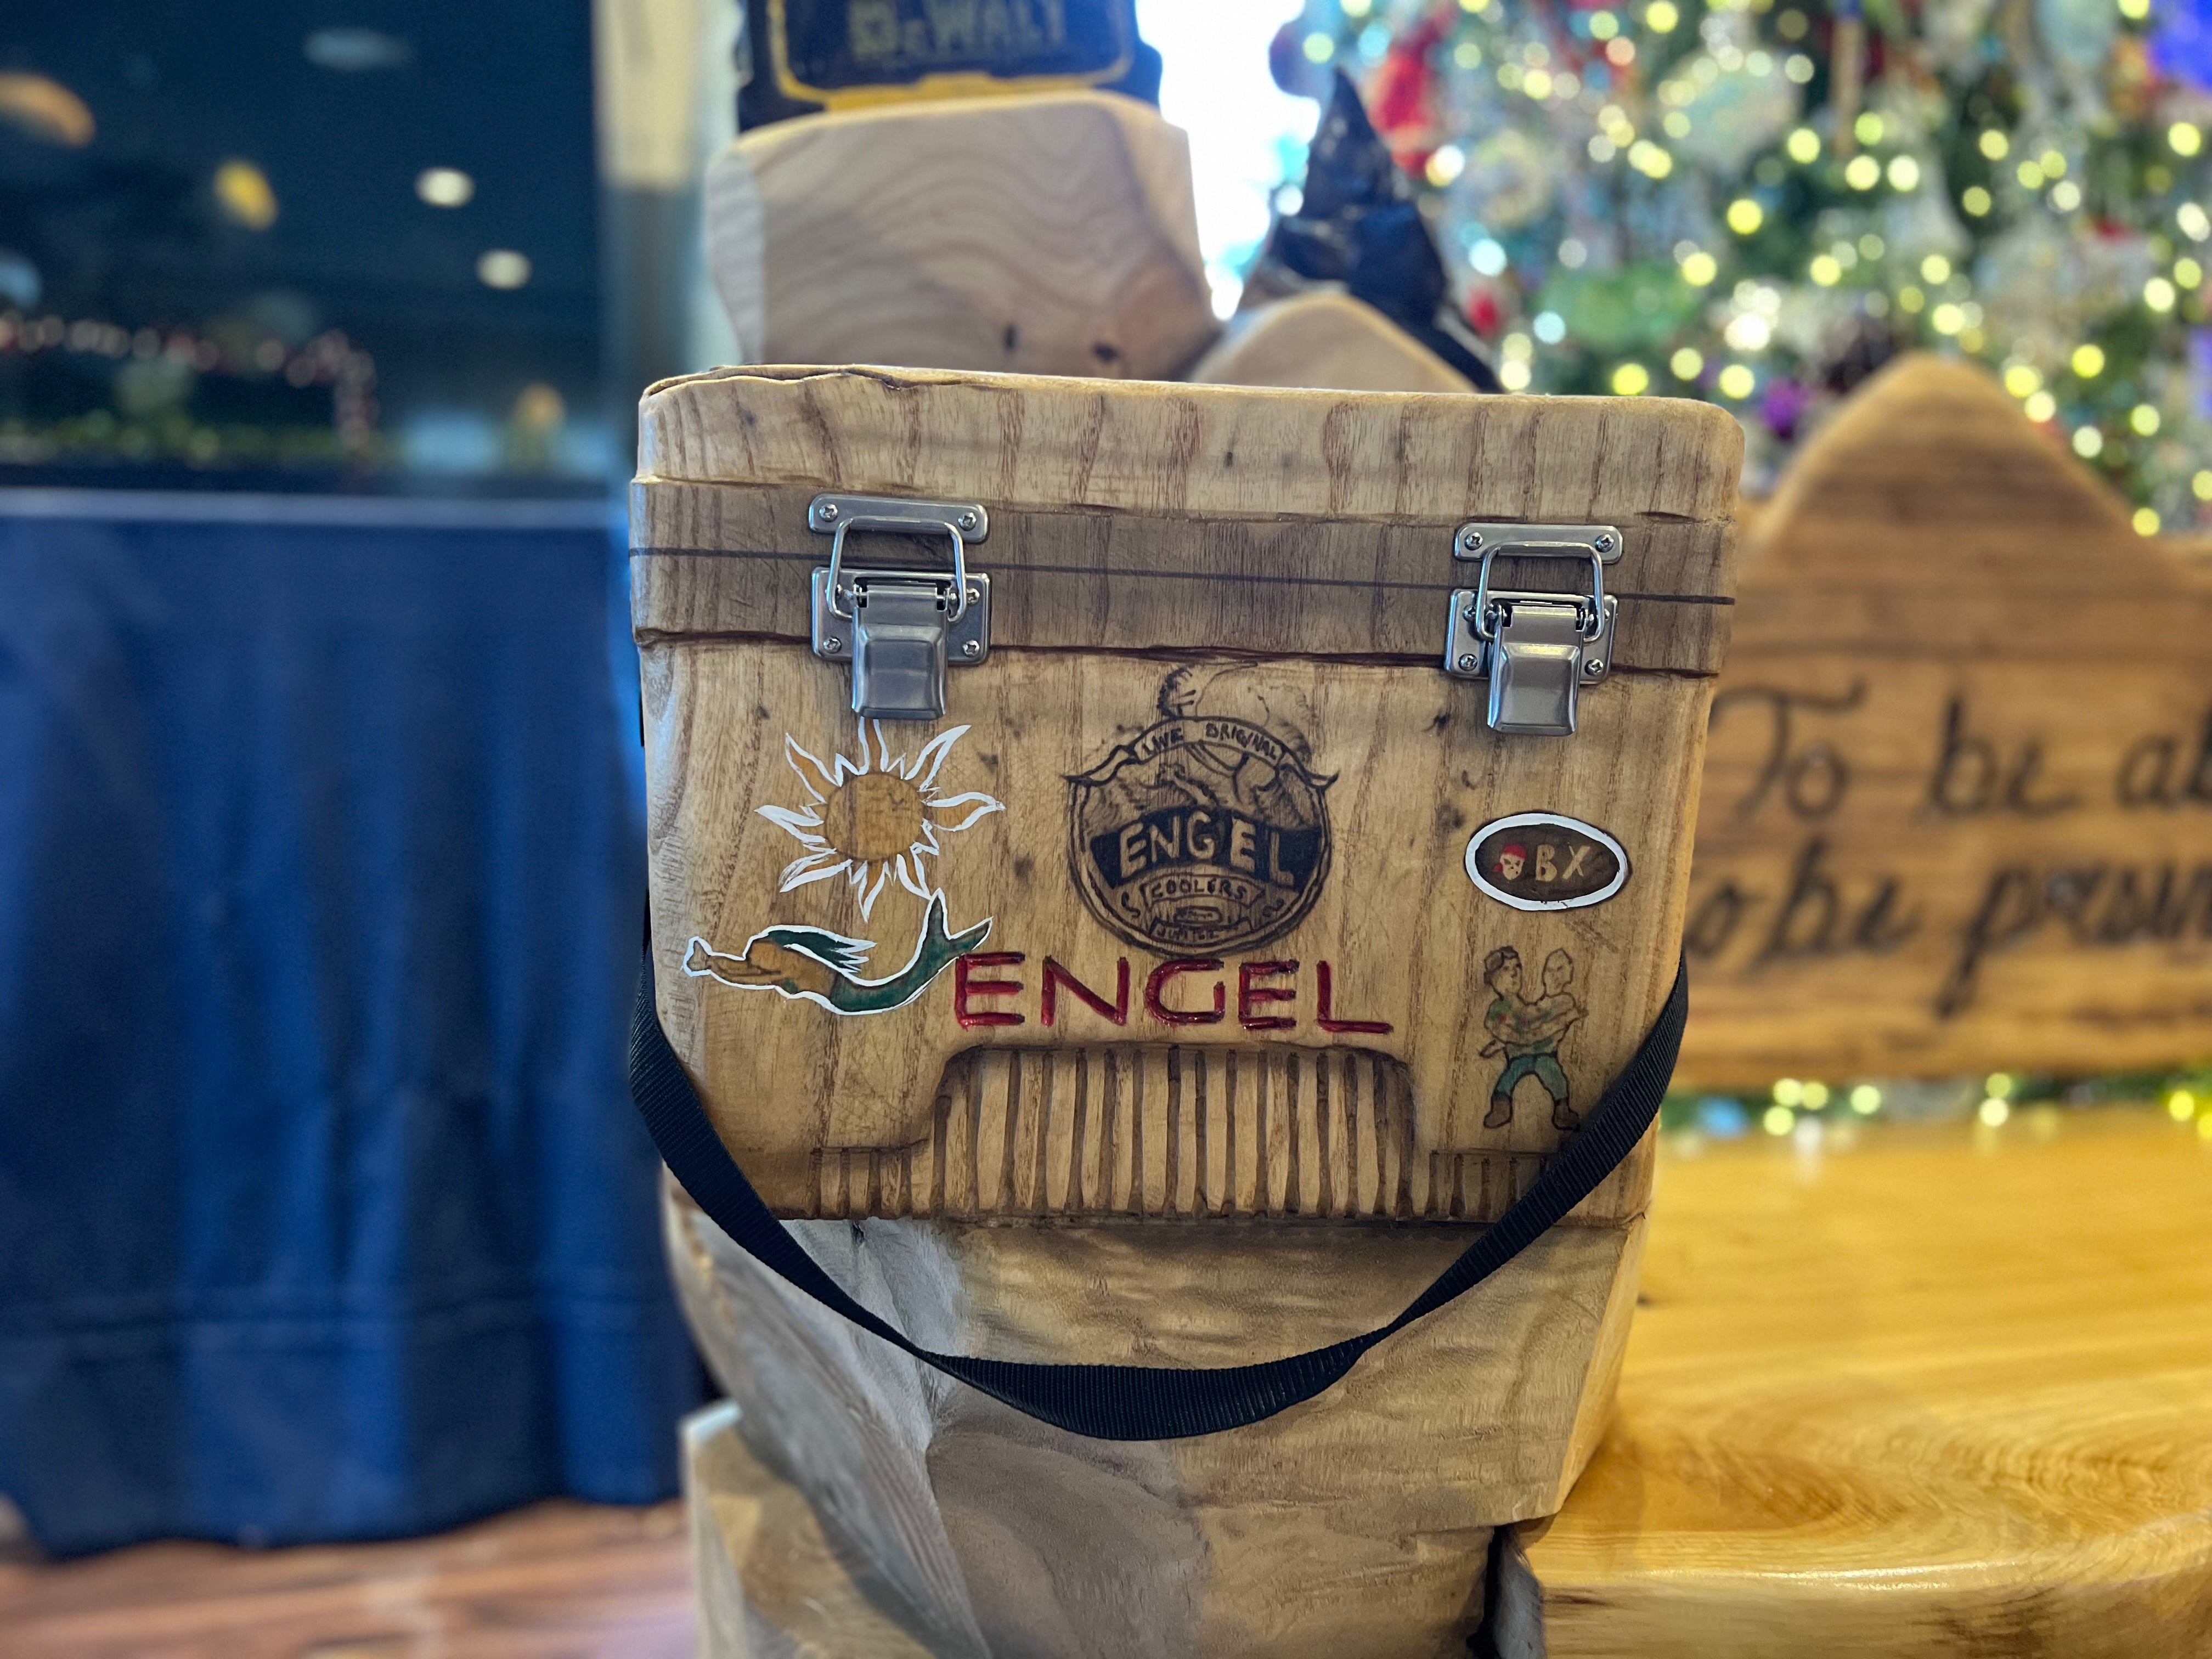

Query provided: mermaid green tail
[683,893,990,1015]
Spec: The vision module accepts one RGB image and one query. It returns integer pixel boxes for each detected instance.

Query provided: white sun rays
[756,723,1005,921]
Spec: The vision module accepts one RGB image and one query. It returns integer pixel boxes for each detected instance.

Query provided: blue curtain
[0,495,699,1556]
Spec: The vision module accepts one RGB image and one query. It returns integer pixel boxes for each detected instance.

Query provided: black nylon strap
[630,950,1686,1442]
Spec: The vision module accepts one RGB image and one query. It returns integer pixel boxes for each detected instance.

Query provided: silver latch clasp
[1442,522,1622,737]
[808,493,991,720]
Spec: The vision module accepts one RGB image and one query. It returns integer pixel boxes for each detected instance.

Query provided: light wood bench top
[1498,1108,2212,1657]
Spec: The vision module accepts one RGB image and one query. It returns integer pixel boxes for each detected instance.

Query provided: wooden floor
[0,1500,692,1659]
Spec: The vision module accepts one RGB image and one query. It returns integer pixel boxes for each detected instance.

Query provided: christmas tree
[1277,0,2212,522]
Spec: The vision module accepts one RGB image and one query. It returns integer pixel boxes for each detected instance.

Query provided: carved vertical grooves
[1309,1057,1327,1212]
[998,1049,1023,1215]
[1165,1047,1182,1219]
[1255,1051,1273,1214]
[1194,1049,1211,1216]
[929,1081,950,1217]
[1057,1057,1084,1212]
[791,1048,1613,1224]
[1222,1050,1239,1218]
[1101,1048,1122,1212]
[1406,1148,1595,1223]
[1131,1049,1148,1217]
[789,1044,1596,1224]
[964,1056,984,1218]
[1393,1058,1417,1220]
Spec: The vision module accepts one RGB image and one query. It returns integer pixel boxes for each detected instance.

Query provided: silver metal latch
[808,493,991,721]
[1443,522,1622,737]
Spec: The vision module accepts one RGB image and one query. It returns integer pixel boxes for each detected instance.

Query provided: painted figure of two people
[1481,945,1585,1131]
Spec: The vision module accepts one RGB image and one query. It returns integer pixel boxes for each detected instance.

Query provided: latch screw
[1593,532,1616,555]
[1584,658,1604,675]
[823,636,843,651]
[961,639,982,658]
[1458,528,1485,554]
[1457,652,1479,672]
[818,501,840,522]
[957,510,980,532]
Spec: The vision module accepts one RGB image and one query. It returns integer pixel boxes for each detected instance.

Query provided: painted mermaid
[682,891,989,1016]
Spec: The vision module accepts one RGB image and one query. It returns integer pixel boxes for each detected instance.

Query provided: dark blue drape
[0,493,698,1556]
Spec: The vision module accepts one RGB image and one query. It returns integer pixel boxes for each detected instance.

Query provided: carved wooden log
[634,366,1741,1655]
[682,1397,936,1658]
[701,91,1217,378]
[1678,354,2212,1086]
[1187,291,1476,394]
[667,1180,1647,1656]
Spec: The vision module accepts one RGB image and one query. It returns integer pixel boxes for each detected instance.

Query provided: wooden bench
[1496,1108,2212,1657]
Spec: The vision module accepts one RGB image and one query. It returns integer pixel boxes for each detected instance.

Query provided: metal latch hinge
[1443,522,1622,737]
[808,493,992,721]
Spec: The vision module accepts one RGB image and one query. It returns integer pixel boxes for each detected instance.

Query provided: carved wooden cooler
[629,365,1741,1656]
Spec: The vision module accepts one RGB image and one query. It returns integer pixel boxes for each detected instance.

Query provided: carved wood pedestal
[684,1400,933,1658]
[667,1177,1652,1658]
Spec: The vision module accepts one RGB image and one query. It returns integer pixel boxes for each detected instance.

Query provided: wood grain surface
[635,366,1740,1216]
[1677,354,2212,1085]
[1496,1108,2212,1658]
[798,1041,1651,1225]
[701,92,1217,379]
[686,1403,932,1659]
[668,1177,1650,1658]
[637,364,1742,522]
[0,1502,689,1659]
[1188,291,1477,394]
[644,647,1702,1214]
[632,483,1734,672]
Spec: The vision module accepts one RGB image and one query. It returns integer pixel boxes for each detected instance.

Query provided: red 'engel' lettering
[1144,958,1225,1025]
[1237,960,1297,1030]
[1041,956,1130,1026]
[953,952,1026,1027]
[1316,961,1392,1033]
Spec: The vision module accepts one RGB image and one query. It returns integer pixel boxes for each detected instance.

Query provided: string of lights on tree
[1662,1065,2212,1141]
[1281,0,2212,525]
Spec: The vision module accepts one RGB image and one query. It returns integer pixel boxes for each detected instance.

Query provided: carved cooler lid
[630,365,1742,687]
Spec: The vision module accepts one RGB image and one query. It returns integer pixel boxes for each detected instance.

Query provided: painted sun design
[758,722,1004,920]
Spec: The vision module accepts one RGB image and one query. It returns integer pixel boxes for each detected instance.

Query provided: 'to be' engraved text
[1689,686,2212,1016]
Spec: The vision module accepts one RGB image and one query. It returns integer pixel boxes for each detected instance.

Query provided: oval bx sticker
[1465,812,1629,911]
